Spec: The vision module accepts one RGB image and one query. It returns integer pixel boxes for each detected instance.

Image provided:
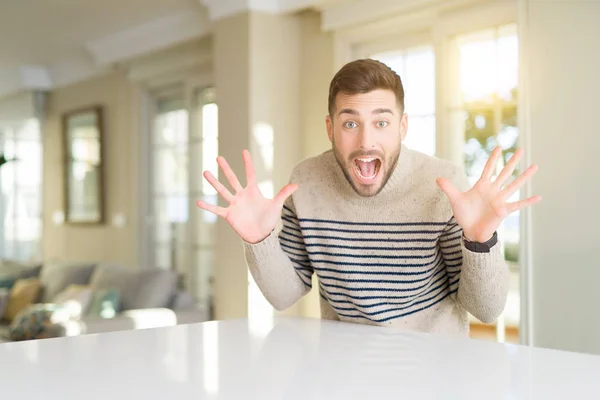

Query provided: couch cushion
[89,265,177,310]
[39,263,96,303]
[0,261,42,288]
[53,284,94,318]
[0,260,42,274]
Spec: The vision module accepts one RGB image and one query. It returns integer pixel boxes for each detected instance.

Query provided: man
[196,59,540,336]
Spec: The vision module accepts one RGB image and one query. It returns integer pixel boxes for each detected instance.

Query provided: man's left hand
[436,147,541,243]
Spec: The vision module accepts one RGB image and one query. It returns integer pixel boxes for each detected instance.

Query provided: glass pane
[202,139,218,195]
[193,248,214,306]
[153,109,188,145]
[154,195,189,226]
[2,241,17,259]
[1,139,16,166]
[67,162,101,222]
[202,103,218,140]
[195,194,219,239]
[404,115,435,156]
[16,141,42,186]
[18,192,40,219]
[0,118,42,263]
[404,47,435,115]
[499,106,518,154]
[370,50,405,77]
[498,24,518,102]
[459,35,497,103]
[16,219,41,256]
[463,108,495,180]
[154,243,172,270]
[0,162,15,194]
[152,146,188,195]
[153,218,172,244]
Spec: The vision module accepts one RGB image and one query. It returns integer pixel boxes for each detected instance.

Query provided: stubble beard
[332,137,401,198]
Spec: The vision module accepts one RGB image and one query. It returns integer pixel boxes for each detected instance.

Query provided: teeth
[357,157,377,162]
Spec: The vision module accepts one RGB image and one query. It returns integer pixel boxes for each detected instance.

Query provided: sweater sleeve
[440,167,510,324]
[243,196,314,311]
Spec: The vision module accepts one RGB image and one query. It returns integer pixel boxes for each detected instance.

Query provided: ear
[325,114,333,143]
[400,113,408,141]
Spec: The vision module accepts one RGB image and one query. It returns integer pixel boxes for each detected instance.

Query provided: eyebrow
[338,108,359,116]
[373,108,394,115]
[337,108,395,117]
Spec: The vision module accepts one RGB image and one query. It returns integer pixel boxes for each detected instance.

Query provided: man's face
[326,89,408,197]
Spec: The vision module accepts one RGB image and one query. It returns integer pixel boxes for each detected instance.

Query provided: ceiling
[0,0,200,70]
[0,0,365,98]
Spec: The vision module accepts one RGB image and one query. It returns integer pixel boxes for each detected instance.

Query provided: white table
[0,317,599,399]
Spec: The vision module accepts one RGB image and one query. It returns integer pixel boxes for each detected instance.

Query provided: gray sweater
[244,145,509,336]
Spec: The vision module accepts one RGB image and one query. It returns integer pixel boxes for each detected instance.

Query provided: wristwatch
[463,231,498,253]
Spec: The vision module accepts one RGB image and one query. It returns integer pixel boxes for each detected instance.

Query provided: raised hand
[436,147,541,243]
[196,150,298,244]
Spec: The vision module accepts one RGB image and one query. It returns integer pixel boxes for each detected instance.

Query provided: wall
[296,10,335,318]
[0,91,41,122]
[43,71,141,267]
[299,11,334,159]
[523,0,600,354]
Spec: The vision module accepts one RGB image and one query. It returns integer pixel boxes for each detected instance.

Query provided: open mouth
[353,157,381,183]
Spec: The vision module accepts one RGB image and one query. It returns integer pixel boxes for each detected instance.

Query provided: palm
[437,147,541,243]
[196,150,297,244]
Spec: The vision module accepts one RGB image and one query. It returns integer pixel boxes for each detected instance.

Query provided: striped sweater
[244,145,509,336]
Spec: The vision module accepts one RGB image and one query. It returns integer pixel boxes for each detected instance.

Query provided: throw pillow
[52,284,93,319]
[4,278,42,322]
[8,304,70,341]
[87,288,120,318]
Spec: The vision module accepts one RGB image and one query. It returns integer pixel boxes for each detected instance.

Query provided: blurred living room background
[0,0,598,355]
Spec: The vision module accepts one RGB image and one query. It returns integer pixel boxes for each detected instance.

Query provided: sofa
[0,260,210,342]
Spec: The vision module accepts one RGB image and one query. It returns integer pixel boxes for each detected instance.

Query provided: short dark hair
[328,59,405,116]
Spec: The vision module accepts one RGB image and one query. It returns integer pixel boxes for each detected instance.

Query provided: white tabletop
[1,316,599,399]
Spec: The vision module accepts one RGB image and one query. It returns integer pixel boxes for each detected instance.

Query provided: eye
[376,121,389,128]
[344,121,358,129]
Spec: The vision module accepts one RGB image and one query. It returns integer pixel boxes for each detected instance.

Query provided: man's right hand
[196,150,299,244]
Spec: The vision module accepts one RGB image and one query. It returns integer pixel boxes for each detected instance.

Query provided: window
[0,119,42,262]
[455,23,520,268]
[369,45,436,156]
[191,87,218,314]
[151,97,189,272]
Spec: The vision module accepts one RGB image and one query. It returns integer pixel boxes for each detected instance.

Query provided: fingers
[500,163,539,201]
[480,146,502,181]
[243,149,256,187]
[507,195,542,213]
[203,171,234,203]
[273,183,299,209]
[196,199,227,218]
[436,177,461,203]
[217,156,244,193]
[494,149,524,188]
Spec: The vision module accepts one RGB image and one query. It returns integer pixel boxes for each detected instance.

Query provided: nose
[358,125,376,149]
